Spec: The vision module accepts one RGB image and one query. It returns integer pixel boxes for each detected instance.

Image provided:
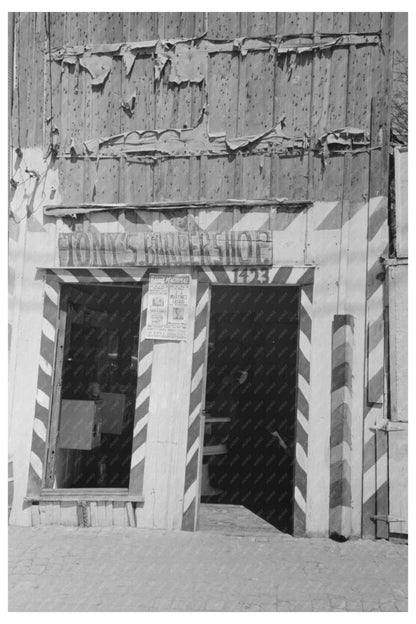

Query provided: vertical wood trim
[361,16,392,536]
[105,500,113,525]
[90,501,98,526]
[337,152,352,312]
[43,15,49,154]
[31,503,41,526]
[361,15,391,536]
[128,280,153,495]
[112,501,125,526]
[306,13,317,204]
[45,288,68,487]
[126,501,136,527]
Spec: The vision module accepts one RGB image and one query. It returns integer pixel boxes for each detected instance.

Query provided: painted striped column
[27,278,60,497]
[293,282,313,537]
[182,281,210,531]
[362,197,389,539]
[329,314,354,539]
[129,281,153,496]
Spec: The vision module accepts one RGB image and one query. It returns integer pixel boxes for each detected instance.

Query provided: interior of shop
[203,285,300,534]
[53,284,142,489]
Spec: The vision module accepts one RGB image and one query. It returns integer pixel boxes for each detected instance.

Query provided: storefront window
[51,284,142,488]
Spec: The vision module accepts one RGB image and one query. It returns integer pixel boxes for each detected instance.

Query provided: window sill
[25,488,144,503]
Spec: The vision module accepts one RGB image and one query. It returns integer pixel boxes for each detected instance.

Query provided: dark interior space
[54,284,142,488]
[203,285,299,534]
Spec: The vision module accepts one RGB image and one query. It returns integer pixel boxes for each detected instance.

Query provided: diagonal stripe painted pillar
[329,314,354,539]
[129,281,153,498]
[182,281,210,531]
[293,282,314,537]
[27,278,60,497]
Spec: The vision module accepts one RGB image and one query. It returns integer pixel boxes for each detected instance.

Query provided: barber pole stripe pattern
[44,267,150,283]
[197,265,314,537]
[27,279,60,497]
[329,314,354,539]
[182,281,210,531]
[27,269,151,500]
[129,282,153,495]
[362,197,389,539]
[293,283,314,537]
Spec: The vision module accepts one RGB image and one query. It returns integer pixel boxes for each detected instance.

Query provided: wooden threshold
[25,488,144,503]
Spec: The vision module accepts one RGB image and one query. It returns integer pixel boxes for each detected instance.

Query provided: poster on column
[145,273,190,341]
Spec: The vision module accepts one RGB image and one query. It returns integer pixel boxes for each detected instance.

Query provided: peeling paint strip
[79,112,298,159]
[49,33,381,62]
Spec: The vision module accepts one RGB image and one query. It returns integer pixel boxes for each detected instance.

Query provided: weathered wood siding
[10,12,392,206]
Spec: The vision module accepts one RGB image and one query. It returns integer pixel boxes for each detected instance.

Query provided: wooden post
[329,314,354,539]
[45,288,69,488]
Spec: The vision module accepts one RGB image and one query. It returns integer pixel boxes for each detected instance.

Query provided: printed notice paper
[145,273,190,341]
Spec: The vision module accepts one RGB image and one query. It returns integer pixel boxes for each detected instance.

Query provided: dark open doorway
[202,285,300,534]
[50,284,142,489]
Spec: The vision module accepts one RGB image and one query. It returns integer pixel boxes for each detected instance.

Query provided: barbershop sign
[58,230,273,267]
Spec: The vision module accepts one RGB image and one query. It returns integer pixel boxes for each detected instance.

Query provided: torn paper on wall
[165,42,208,85]
[51,32,381,89]
[87,43,122,55]
[318,127,370,150]
[123,51,136,76]
[154,41,170,81]
[123,40,159,76]
[82,110,305,159]
[79,54,113,86]
[51,33,381,63]
[154,40,208,84]
[225,115,286,151]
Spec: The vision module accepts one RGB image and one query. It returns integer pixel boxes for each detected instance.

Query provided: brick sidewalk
[9,525,407,612]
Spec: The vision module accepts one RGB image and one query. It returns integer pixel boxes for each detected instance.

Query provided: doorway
[48,284,142,489]
[202,285,300,534]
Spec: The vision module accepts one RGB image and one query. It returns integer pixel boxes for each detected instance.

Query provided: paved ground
[9,509,407,612]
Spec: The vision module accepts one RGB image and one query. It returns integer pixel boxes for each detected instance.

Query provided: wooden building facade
[8,12,401,539]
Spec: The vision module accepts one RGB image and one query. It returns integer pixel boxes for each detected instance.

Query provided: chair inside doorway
[203,285,299,534]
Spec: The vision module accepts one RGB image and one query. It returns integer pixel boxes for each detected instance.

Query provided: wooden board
[388,264,408,422]
[388,425,408,535]
[58,230,273,267]
[394,148,408,258]
[33,499,140,527]
[44,290,69,488]
[60,501,78,525]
